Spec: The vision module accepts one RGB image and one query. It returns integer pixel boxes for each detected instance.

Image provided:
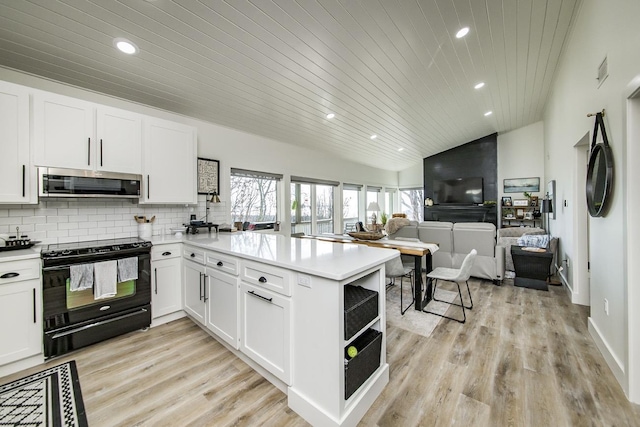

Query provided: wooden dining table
[301,234,438,310]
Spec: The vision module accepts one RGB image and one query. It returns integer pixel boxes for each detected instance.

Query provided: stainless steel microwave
[38,167,141,198]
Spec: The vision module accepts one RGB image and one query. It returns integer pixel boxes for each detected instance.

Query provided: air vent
[597,56,608,88]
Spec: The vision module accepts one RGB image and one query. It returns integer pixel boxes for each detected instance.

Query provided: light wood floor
[2,279,640,426]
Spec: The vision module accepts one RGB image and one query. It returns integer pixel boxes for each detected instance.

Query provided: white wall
[542,0,640,399]
[497,121,546,227]
[0,67,399,239]
[398,162,422,188]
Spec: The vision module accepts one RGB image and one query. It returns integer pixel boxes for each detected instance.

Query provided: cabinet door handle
[203,275,208,302]
[162,251,172,256]
[216,261,223,267]
[248,290,272,303]
[22,165,25,197]
[100,139,103,167]
[0,272,19,279]
[87,137,91,165]
[199,272,203,300]
[32,288,36,324]
[258,276,267,283]
[154,268,158,294]
[147,175,150,199]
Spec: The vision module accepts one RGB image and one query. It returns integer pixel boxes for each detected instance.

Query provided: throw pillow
[517,234,550,248]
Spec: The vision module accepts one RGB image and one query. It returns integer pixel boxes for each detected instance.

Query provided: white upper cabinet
[0,81,36,203]
[33,91,94,170]
[142,117,197,204]
[33,91,142,174]
[96,106,142,174]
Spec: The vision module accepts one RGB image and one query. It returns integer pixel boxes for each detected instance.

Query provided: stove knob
[62,250,72,256]
[131,243,140,248]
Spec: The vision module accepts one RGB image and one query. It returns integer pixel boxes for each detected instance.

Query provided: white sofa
[389,221,505,284]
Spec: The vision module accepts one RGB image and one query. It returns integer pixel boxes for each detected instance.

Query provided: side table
[511,245,553,291]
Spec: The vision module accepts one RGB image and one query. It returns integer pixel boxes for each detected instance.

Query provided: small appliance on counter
[0,227,40,251]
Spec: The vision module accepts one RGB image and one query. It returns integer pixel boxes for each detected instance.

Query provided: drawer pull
[190,253,196,258]
[258,276,267,283]
[217,261,223,267]
[1,272,19,279]
[162,251,172,256]
[248,290,272,302]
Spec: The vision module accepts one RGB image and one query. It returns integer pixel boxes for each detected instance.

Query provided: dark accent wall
[423,133,498,224]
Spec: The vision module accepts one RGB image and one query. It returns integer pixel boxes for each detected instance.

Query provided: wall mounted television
[433,177,484,205]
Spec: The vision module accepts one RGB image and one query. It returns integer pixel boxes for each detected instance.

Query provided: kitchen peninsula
[175,232,397,427]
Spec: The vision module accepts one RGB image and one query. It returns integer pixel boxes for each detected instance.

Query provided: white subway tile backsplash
[23,216,47,225]
[58,208,79,216]
[2,199,228,245]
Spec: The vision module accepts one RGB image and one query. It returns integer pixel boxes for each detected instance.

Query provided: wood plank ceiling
[0,0,581,171]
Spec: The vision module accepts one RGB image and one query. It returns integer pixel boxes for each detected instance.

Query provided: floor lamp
[541,196,553,233]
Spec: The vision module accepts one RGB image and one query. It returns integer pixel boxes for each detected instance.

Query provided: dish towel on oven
[117,257,138,282]
[94,260,118,299]
[70,264,94,291]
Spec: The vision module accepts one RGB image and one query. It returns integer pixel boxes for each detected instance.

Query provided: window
[366,186,381,224]
[385,188,396,216]
[291,176,338,235]
[343,184,361,229]
[400,187,424,221]
[230,168,282,223]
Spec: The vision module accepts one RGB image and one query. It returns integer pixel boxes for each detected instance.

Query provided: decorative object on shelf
[586,109,613,217]
[197,157,220,195]
[502,196,512,206]
[367,201,381,225]
[530,196,539,207]
[347,231,384,240]
[424,197,434,206]
[513,199,529,207]
[524,211,534,220]
[503,177,540,193]
[516,208,525,219]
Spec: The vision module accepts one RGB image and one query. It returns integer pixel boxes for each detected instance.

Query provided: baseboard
[151,310,186,328]
[0,354,44,378]
[588,318,627,391]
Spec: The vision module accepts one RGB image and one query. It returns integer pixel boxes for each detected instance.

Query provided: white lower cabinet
[183,259,206,324]
[206,271,239,349]
[151,250,182,319]
[0,259,42,366]
[240,281,291,384]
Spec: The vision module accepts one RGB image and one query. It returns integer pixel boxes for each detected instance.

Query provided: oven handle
[50,308,149,339]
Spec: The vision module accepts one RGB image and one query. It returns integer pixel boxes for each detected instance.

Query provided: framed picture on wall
[503,177,540,193]
[197,157,220,195]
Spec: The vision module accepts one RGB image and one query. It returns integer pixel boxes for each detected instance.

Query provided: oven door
[42,251,151,332]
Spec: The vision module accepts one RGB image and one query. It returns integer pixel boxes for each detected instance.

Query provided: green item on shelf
[347,345,358,358]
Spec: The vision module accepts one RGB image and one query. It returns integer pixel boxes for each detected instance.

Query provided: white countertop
[0,248,41,262]
[152,231,398,281]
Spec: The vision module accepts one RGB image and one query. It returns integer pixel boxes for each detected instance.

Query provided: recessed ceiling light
[370,134,378,140]
[113,38,138,55]
[326,113,335,119]
[456,27,470,38]
[398,147,404,152]
[474,82,485,89]
[484,111,493,116]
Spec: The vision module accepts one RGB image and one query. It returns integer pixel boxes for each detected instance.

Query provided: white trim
[589,318,626,388]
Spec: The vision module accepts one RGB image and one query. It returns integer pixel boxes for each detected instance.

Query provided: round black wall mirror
[586,140,613,217]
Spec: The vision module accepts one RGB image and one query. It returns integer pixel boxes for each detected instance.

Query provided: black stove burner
[41,237,151,259]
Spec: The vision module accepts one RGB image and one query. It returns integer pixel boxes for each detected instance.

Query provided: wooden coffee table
[511,245,553,291]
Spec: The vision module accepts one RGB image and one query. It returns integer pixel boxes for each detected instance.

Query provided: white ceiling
[0,0,580,171]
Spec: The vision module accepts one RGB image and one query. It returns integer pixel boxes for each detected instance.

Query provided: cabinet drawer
[205,252,238,276]
[183,246,205,264]
[241,261,291,296]
[152,243,181,261]
[0,259,40,285]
